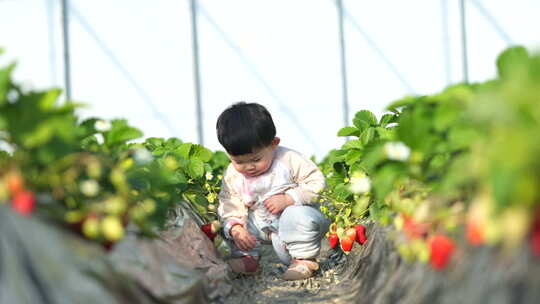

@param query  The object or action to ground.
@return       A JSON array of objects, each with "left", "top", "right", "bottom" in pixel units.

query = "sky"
[{"left": 1, "top": 0, "right": 539, "bottom": 160}]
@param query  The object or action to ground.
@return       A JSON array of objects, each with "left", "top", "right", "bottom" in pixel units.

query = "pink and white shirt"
[{"left": 218, "top": 146, "right": 325, "bottom": 239}]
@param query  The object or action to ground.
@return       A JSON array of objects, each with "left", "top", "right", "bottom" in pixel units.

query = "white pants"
[{"left": 230, "top": 205, "right": 330, "bottom": 265}]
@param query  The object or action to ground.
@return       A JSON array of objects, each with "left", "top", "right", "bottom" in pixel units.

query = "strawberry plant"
[
  {"left": 319, "top": 46, "right": 540, "bottom": 268},
  {"left": 3, "top": 43, "right": 540, "bottom": 270},
  {"left": 141, "top": 137, "right": 229, "bottom": 224},
  {"left": 318, "top": 110, "right": 398, "bottom": 238},
  {"left": 0, "top": 49, "right": 229, "bottom": 249}
]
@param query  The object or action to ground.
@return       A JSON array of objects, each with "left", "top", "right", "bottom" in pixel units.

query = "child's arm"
[
  {"left": 217, "top": 165, "right": 250, "bottom": 239},
  {"left": 283, "top": 150, "right": 326, "bottom": 205}
]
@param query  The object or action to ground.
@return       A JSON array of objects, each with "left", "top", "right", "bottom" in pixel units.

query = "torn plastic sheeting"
[
  {"left": 0, "top": 205, "right": 169, "bottom": 304},
  {"left": 327, "top": 222, "right": 540, "bottom": 304},
  {"left": 109, "top": 212, "right": 231, "bottom": 302}
]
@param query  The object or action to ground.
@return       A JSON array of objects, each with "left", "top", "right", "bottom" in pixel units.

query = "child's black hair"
[{"left": 216, "top": 102, "right": 276, "bottom": 156}]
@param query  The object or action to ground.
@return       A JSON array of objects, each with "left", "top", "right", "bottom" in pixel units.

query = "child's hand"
[
  {"left": 231, "top": 225, "right": 257, "bottom": 251},
  {"left": 264, "top": 194, "right": 294, "bottom": 215}
]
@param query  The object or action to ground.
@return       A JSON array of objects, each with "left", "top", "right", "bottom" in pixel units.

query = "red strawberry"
[
  {"left": 7, "top": 173, "right": 24, "bottom": 196},
  {"left": 466, "top": 219, "right": 484, "bottom": 246},
  {"left": 201, "top": 223, "right": 217, "bottom": 241},
  {"left": 340, "top": 237, "right": 353, "bottom": 252},
  {"left": 345, "top": 227, "right": 357, "bottom": 242},
  {"left": 328, "top": 233, "right": 339, "bottom": 249},
  {"left": 428, "top": 234, "right": 455, "bottom": 270},
  {"left": 403, "top": 215, "right": 430, "bottom": 240},
  {"left": 355, "top": 224, "right": 367, "bottom": 245},
  {"left": 530, "top": 210, "right": 540, "bottom": 257},
  {"left": 12, "top": 190, "right": 35, "bottom": 216},
  {"left": 531, "top": 232, "right": 540, "bottom": 257}
]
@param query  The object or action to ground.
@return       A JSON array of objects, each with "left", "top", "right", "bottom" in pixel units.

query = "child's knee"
[{"left": 280, "top": 205, "right": 328, "bottom": 234}]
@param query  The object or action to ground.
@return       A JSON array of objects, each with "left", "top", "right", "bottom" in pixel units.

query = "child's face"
[{"left": 229, "top": 137, "right": 280, "bottom": 178}]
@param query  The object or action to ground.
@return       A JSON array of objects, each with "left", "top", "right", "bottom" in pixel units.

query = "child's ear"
[{"left": 272, "top": 137, "right": 281, "bottom": 147}]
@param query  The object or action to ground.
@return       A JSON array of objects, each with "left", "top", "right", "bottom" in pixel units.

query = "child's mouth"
[{"left": 245, "top": 171, "right": 258, "bottom": 177}]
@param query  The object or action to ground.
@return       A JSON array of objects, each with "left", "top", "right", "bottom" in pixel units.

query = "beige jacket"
[{"left": 217, "top": 146, "right": 325, "bottom": 232}]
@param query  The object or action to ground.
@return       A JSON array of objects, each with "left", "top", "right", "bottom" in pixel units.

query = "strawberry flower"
[
  {"left": 80, "top": 180, "right": 100, "bottom": 197},
  {"left": 349, "top": 171, "right": 371, "bottom": 194},
  {"left": 134, "top": 148, "right": 153, "bottom": 165},
  {"left": 384, "top": 142, "right": 411, "bottom": 161},
  {"left": 94, "top": 120, "right": 112, "bottom": 132},
  {"left": 207, "top": 192, "right": 217, "bottom": 203}
]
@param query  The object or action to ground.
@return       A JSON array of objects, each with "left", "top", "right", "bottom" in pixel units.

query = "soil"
[
  {"left": 218, "top": 221, "right": 540, "bottom": 304},
  {"left": 221, "top": 239, "right": 355, "bottom": 304}
]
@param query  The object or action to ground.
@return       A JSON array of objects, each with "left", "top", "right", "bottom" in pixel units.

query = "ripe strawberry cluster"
[
  {"left": 0, "top": 171, "right": 35, "bottom": 216},
  {"left": 397, "top": 213, "right": 456, "bottom": 271},
  {"left": 327, "top": 223, "right": 367, "bottom": 253},
  {"left": 466, "top": 207, "right": 540, "bottom": 259}
]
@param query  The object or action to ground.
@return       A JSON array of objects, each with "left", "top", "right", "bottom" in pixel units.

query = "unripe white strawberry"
[
  {"left": 101, "top": 216, "right": 124, "bottom": 241},
  {"left": 82, "top": 216, "right": 100, "bottom": 239}
]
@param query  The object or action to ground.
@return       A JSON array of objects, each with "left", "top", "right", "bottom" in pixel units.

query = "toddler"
[{"left": 216, "top": 102, "right": 329, "bottom": 280}]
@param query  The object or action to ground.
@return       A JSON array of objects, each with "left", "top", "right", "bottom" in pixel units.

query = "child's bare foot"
[
  {"left": 282, "top": 259, "right": 319, "bottom": 280},
  {"left": 228, "top": 256, "right": 260, "bottom": 275}
]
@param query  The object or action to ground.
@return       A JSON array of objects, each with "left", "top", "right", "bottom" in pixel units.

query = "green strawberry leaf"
[
  {"left": 210, "top": 151, "right": 230, "bottom": 169},
  {"left": 187, "top": 159, "right": 205, "bottom": 179},
  {"left": 164, "top": 137, "right": 183, "bottom": 149},
  {"left": 337, "top": 126, "right": 360, "bottom": 137},
  {"left": 386, "top": 95, "right": 417, "bottom": 113},
  {"left": 190, "top": 144, "right": 213, "bottom": 162},
  {"left": 144, "top": 137, "right": 165, "bottom": 150},
  {"left": 105, "top": 119, "right": 143, "bottom": 147},
  {"left": 38, "top": 88, "right": 62, "bottom": 110},
  {"left": 496, "top": 46, "right": 529, "bottom": 79},
  {"left": 334, "top": 183, "right": 353, "bottom": 201},
  {"left": 353, "top": 110, "right": 377, "bottom": 132},
  {"left": 342, "top": 139, "right": 363, "bottom": 150},
  {"left": 0, "top": 63, "right": 15, "bottom": 107},
  {"left": 359, "top": 127, "right": 375, "bottom": 145},
  {"left": 345, "top": 149, "right": 362, "bottom": 166},
  {"left": 375, "top": 127, "right": 395, "bottom": 140},
  {"left": 177, "top": 143, "right": 193, "bottom": 159},
  {"left": 372, "top": 162, "right": 406, "bottom": 200},
  {"left": 379, "top": 113, "right": 396, "bottom": 127}
]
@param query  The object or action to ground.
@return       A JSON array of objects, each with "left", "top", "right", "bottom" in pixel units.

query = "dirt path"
[
  {"left": 221, "top": 242, "right": 354, "bottom": 304},
  {"left": 219, "top": 222, "right": 540, "bottom": 304}
]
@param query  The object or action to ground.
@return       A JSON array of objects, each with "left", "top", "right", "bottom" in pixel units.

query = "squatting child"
[{"left": 216, "top": 102, "right": 329, "bottom": 280}]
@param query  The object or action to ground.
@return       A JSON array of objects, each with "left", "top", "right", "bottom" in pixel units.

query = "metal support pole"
[
  {"left": 61, "top": 0, "right": 72, "bottom": 100},
  {"left": 459, "top": 0, "right": 469, "bottom": 84},
  {"left": 441, "top": 0, "right": 451, "bottom": 86},
  {"left": 336, "top": 0, "right": 350, "bottom": 127},
  {"left": 46, "top": 0, "right": 57, "bottom": 86},
  {"left": 190, "top": 0, "right": 204, "bottom": 145}
]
